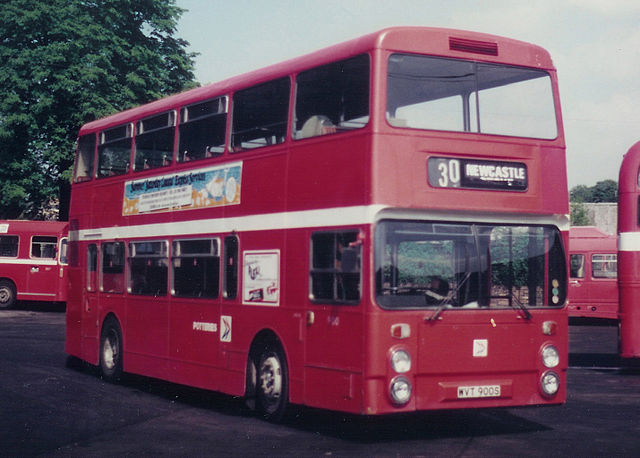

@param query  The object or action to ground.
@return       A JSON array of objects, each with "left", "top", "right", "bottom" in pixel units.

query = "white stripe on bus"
[{"left": 70, "top": 205, "right": 569, "bottom": 242}]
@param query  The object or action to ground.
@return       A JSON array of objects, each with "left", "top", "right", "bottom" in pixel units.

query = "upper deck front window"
[{"left": 386, "top": 54, "right": 558, "bottom": 139}]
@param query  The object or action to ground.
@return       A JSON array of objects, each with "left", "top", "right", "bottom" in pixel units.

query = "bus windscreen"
[{"left": 386, "top": 54, "right": 558, "bottom": 139}]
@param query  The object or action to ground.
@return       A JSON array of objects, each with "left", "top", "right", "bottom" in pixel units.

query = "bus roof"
[
  {"left": 0, "top": 220, "right": 68, "bottom": 235},
  {"left": 78, "top": 26, "right": 555, "bottom": 135},
  {"left": 570, "top": 226, "right": 616, "bottom": 251}
]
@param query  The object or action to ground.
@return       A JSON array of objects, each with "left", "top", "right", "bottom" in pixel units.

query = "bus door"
[
  {"left": 82, "top": 244, "right": 100, "bottom": 345},
  {"left": 304, "top": 230, "right": 364, "bottom": 411},
  {"left": 569, "top": 251, "right": 590, "bottom": 307},
  {"left": 26, "top": 235, "right": 60, "bottom": 299}
]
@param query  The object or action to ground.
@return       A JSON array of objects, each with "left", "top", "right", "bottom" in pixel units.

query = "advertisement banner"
[{"left": 122, "top": 162, "right": 242, "bottom": 215}]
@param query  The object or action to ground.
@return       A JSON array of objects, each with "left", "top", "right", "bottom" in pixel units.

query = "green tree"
[
  {"left": 591, "top": 179, "right": 618, "bottom": 203},
  {"left": 569, "top": 180, "right": 618, "bottom": 204},
  {"left": 570, "top": 202, "right": 592, "bottom": 226},
  {"left": 570, "top": 184, "right": 592, "bottom": 203},
  {"left": 0, "top": 0, "right": 197, "bottom": 220}
]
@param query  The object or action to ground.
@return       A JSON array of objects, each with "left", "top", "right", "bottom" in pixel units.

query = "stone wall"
[{"left": 582, "top": 203, "right": 617, "bottom": 235}]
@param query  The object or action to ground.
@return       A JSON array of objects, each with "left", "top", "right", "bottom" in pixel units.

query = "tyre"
[
  {"left": 99, "top": 317, "right": 123, "bottom": 382},
  {"left": 256, "top": 344, "right": 289, "bottom": 421},
  {"left": 0, "top": 280, "right": 16, "bottom": 310}
]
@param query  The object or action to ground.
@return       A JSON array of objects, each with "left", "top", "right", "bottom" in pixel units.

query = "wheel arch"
[
  {"left": 245, "top": 328, "right": 289, "bottom": 398},
  {"left": 0, "top": 277, "right": 18, "bottom": 309}
]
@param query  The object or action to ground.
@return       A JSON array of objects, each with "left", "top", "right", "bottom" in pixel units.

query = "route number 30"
[{"left": 435, "top": 159, "right": 461, "bottom": 187}]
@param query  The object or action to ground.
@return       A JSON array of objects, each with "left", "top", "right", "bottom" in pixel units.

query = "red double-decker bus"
[
  {"left": 568, "top": 226, "right": 617, "bottom": 320},
  {"left": 618, "top": 141, "right": 640, "bottom": 357},
  {"left": 66, "top": 27, "right": 568, "bottom": 419},
  {"left": 0, "top": 220, "right": 68, "bottom": 309}
]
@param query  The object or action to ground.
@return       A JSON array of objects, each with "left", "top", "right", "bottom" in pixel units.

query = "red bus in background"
[
  {"left": 568, "top": 226, "right": 618, "bottom": 320},
  {"left": 0, "top": 220, "right": 68, "bottom": 309},
  {"left": 618, "top": 141, "right": 640, "bottom": 357},
  {"left": 66, "top": 27, "right": 568, "bottom": 419}
]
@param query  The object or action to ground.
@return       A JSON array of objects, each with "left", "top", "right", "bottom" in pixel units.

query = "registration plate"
[{"left": 457, "top": 385, "right": 501, "bottom": 399}]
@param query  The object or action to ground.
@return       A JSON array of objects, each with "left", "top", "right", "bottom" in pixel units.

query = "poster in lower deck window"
[{"left": 243, "top": 250, "right": 280, "bottom": 306}]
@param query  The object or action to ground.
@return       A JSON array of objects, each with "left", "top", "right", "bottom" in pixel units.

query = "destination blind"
[{"left": 428, "top": 157, "right": 528, "bottom": 191}]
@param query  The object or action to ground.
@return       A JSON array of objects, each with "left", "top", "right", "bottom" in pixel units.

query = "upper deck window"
[
  {"left": 386, "top": 54, "right": 557, "bottom": 139},
  {"left": 98, "top": 124, "right": 132, "bottom": 178},
  {"left": 178, "top": 97, "right": 227, "bottom": 162},
  {"left": 74, "top": 134, "right": 96, "bottom": 182},
  {"left": 294, "top": 54, "right": 370, "bottom": 139},
  {"left": 231, "top": 78, "right": 290, "bottom": 151},
  {"left": 134, "top": 111, "right": 176, "bottom": 171}
]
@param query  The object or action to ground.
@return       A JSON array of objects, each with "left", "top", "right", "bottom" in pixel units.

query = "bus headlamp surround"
[
  {"left": 389, "top": 376, "right": 412, "bottom": 405},
  {"left": 540, "top": 371, "right": 560, "bottom": 397},
  {"left": 390, "top": 349, "right": 411, "bottom": 373},
  {"left": 541, "top": 344, "right": 560, "bottom": 368}
]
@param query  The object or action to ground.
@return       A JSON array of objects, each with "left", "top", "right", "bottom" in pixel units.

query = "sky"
[{"left": 176, "top": 0, "right": 640, "bottom": 189}]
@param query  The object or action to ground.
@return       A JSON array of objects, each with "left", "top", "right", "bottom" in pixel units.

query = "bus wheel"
[
  {"left": 100, "top": 317, "right": 123, "bottom": 382},
  {"left": 0, "top": 280, "right": 16, "bottom": 309},
  {"left": 256, "top": 345, "right": 288, "bottom": 421}
]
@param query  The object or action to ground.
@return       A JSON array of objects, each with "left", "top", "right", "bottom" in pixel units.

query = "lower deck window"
[
  {"left": 102, "top": 242, "right": 125, "bottom": 293},
  {"left": 310, "top": 231, "right": 361, "bottom": 303},
  {"left": 570, "top": 254, "right": 585, "bottom": 278},
  {"left": 592, "top": 254, "right": 617, "bottom": 278},
  {"left": 172, "top": 239, "right": 220, "bottom": 298},
  {"left": 31, "top": 236, "right": 57, "bottom": 259},
  {"left": 0, "top": 235, "right": 18, "bottom": 257},
  {"left": 128, "top": 241, "right": 168, "bottom": 296}
]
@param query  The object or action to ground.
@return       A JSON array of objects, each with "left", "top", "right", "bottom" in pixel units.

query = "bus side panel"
[
  {"left": 618, "top": 251, "right": 640, "bottom": 357},
  {"left": 286, "top": 135, "right": 369, "bottom": 212},
  {"left": 65, "top": 264, "right": 84, "bottom": 359},
  {"left": 123, "top": 295, "right": 171, "bottom": 380},
  {"left": 168, "top": 298, "right": 222, "bottom": 392}
]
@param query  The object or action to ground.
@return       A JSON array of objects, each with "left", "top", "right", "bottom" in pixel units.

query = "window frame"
[
  {"left": 309, "top": 230, "right": 362, "bottom": 305},
  {"left": 100, "top": 241, "right": 126, "bottom": 294},
  {"left": 569, "top": 253, "right": 586, "bottom": 279},
  {"left": 30, "top": 236, "right": 58, "bottom": 260},
  {"left": 172, "top": 238, "right": 221, "bottom": 299},
  {"left": 0, "top": 235, "right": 19, "bottom": 258},
  {"left": 223, "top": 235, "right": 239, "bottom": 299},
  {"left": 293, "top": 54, "right": 371, "bottom": 140},
  {"left": 97, "top": 123, "right": 133, "bottom": 178},
  {"left": 74, "top": 133, "right": 97, "bottom": 182},
  {"left": 591, "top": 253, "right": 617, "bottom": 279},
  {"left": 178, "top": 97, "right": 228, "bottom": 162},
  {"left": 127, "top": 240, "right": 169, "bottom": 296},
  {"left": 231, "top": 77, "right": 291, "bottom": 152},
  {"left": 133, "top": 111, "right": 177, "bottom": 172}
]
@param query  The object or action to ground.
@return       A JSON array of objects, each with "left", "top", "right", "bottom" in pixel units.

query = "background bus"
[
  {"left": 0, "top": 220, "right": 68, "bottom": 309},
  {"left": 618, "top": 141, "right": 640, "bottom": 357},
  {"left": 66, "top": 27, "right": 568, "bottom": 419},
  {"left": 568, "top": 226, "right": 618, "bottom": 321}
]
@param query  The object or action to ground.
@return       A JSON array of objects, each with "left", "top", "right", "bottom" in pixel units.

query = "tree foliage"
[
  {"left": 569, "top": 179, "right": 618, "bottom": 203},
  {"left": 570, "top": 202, "right": 593, "bottom": 226},
  {"left": 0, "top": 0, "right": 197, "bottom": 219}
]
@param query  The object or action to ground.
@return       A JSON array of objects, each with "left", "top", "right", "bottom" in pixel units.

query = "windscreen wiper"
[
  {"left": 509, "top": 293, "right": 532, "bottom": 320},
  {"left": 425, "top": 272, "right": 472, "bottom": 322}
]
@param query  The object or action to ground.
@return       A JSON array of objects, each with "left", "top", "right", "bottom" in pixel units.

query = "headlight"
[
  {"left": 540, "top": 371, "right": 560, "bottom": 397},
  {"left": 391, "top": 349, "right": 411, "bottom": 373},
  {"left": 541, "top": 345, "right": 560, "bottom": 368},
  {"left": 389, "top": 376, "right": 412, "bottom": 405}
]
